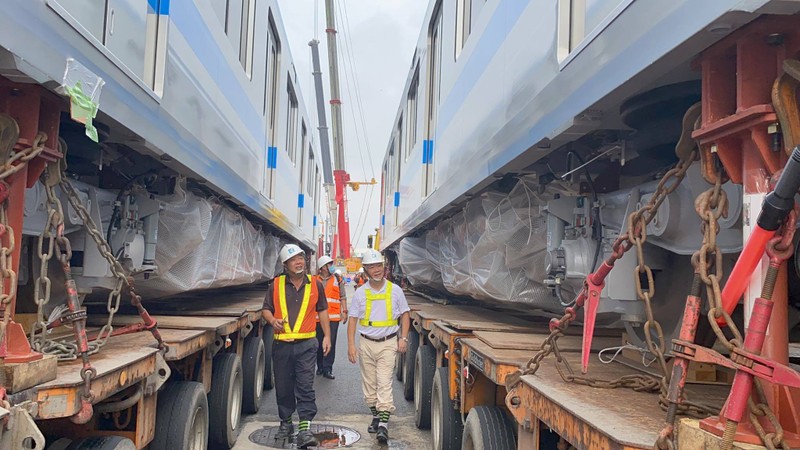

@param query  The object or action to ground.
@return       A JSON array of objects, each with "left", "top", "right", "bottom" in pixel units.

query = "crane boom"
[{"left": 323, "top": 0, "right": 351, "bottom": 259}]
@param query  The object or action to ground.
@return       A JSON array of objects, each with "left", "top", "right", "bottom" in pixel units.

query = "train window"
[
  {"left": 265, "top": 14, "right": 281, "bottom": 135},
  {"left": 300, "top": 121, "right": 308, "bottom": 168},
  {"left": 406, "top": 66, "right": 419, "bottom": 161},
  {"left": 224, "top": 0, "right": 244, "bottom": 58},
  {"left": 455, "top": 0, "right": 472, "bottom": 59},
  {"left": 557, "top": 0, "right": 586, "bottom": 62},
  {"left": 240, "top": 0, "right": 255, "bottom": 76},
  {"left": 211, "top": 0, "right": 227, "bottom": 27},
  {"left": 396, "top": 115, "right": 403, "bottom": 174},
  {"left": 307, "top": 148, "right": 315, "bottom": 194},
  {"left": 286, "top": 81, "right": 299, "bottom": 164}
]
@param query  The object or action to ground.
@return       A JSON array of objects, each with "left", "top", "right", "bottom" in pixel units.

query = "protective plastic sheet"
[
  {"left": 399, "top": 175, "right": 564, "bottom": 312},
  {"left": 136, "top": 188, "right": 283, "bottom": 298}
]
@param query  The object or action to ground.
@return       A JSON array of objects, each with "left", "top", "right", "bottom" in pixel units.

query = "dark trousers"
[
  {"left": 316, "top": 321, "right": 339, "bottom": 372},
  {"left": 272, "top": 338, "right": 318, "bottom": 421}
]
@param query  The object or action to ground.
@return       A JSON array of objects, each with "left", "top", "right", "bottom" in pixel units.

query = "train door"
[
  {"left": 263, "top": 16, "right": 281, "bottom": 198},
  {"left": 423, "top": 2, "right": 443, "bottom": 197}
]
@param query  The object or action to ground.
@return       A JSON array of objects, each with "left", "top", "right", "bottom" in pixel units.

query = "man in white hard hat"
[
  {"left": 354, "top": 267, "right": 367, "bottom": 288},
  {"left": 314, "top": 255, "right": 347, "bottom": 379},
  {"left": 347, "top": 249, "right": 410, "bottom": 444},
  {"left": 262, "top": 244, "right": 331, "bottom": 449}
]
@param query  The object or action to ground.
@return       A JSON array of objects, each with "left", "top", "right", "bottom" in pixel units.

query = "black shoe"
[
  {"left": 368, "top": 418, "right": 380, "bottom": 433},
  {"left": 322, "top": 370, "right": 335, "bottom": 380},
  {"left": 296, "top": 430, "right": 318, "bottom": 449},
  {"left": 316, "top": 368, "right": 323, "bottom": 375},
  {"left": 376, "top": 426, "right": 389, "bottom": 444},
  {"left": 274, "top": 421, "right": 293, "bottom": 439}
]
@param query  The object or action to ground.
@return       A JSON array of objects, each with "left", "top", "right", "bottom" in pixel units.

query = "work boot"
[
  {"left": 376, "top": 426, "right": 389, "bottom": 444},
  {"left": 367, "top": 417, "right": 380, "bottom": 433},
  {"left": 316, "top": 368, "right": 323, "bottom": 376},
  {"left": 322, "top": 370, "right": 335, "bottom": 380},
  {"left": 274, "top": 421, "right": 293, "bottom": 440},
  {"left": 295, "top": 430, "right": 318, "bottom": 449}
]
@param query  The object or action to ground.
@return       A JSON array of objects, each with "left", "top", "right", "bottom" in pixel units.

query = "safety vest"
[
  {"left": 356, "top": 274, "right": 366, "bottom": 287},
  {"left": 359, "top": 282, "right": 398, "bottom": 327},
  {"left": 315, "top": 274, "right": 342, "bottom": 321},
  {"left": 273, "top": 275, "right": 318, "bottom": 341}
]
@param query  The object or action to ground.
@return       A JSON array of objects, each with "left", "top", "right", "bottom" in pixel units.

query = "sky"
[{"left": 276, "top": 0, "right": 428, "bottom": 251}]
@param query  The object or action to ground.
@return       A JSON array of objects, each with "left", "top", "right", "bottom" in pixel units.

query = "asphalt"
[{"left": 234, "top": 284, "right": 431, "bottom": 450}]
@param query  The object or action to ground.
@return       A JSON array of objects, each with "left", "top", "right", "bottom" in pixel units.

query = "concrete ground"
[{"left": 234, "top": 284, "right": 430, "bottom": 449}]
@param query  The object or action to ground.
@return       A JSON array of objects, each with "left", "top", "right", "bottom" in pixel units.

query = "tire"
[
  {"left": 395, "top": 351, "right": 404, "bottom": 382},
  {"left": 67, "top": 436, "right": 136, "bottom": 450},
  {"left": 262, "top": 327, "right": 274, "bottom": 391},
  {"left": 242, "top": 335, "right": 265, "bottom": 414},
  {"left": 462, "top": 406, "right": 517, "bottom": 450},
  {"left": 151, "top": 381, "right": 209, "bottom": 450},
  {"left": 46, "top": 438, "right": 72, "bottom": 450},
  {"left": 432, "top": 367, "right": 463, "bottom": 450},
  {"left": 414, "top": 344, "right": 435, "bottom": 429},
  {"left": 208, "top": 353, "right": 243, "bottom": 449},
  {"left": 402, "top": 330, "right": 419, "bottom": 400}
]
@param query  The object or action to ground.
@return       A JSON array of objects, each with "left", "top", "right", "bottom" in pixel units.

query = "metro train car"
[
  {"left": 0, "top": 0, "right": 324, "bottom": 300},
  {"left": 379, "top": 0, "right": 800, "bottom": 344}
]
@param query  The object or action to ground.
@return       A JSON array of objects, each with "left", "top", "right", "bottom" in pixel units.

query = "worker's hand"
[
  {"left": 271, "top": 318, "right": 285, "bottom": 333},
  {"left": 340, "top": 310, "right": 348, "bottom": 325},
  {"left": 322, "top": 336, "right": 331, "bottom": 356},
  {"left": 398, "top": 337, "right": 408, "bottom": 354},
  {"left": 348, "top": 344, "right": 358, "bottom": 364}
]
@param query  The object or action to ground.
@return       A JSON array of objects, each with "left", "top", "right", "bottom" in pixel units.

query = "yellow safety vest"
[
  {"left": 274, "top": 275, "right": 317, "bottom": 341},
  {"left": 359, "top": 282, "right": 398, "bottom": 327}
]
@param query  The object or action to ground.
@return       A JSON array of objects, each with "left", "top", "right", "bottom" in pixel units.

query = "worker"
[
  {"left": 262, "top": 244, "right": 331, "bottom": 449},
  {"left": 347, "top": 249, "right": 410, "bottom": 444},
  {"left": 354, "top": 267, "right": 367, "bottom": 288},
  {"left": 315, "top": 255, "right": 347, "bottom": 379}
]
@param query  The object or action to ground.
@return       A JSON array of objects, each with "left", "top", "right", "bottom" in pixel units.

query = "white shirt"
[{"left": 349, "top": 280, "right": 410, "bottom": 339}]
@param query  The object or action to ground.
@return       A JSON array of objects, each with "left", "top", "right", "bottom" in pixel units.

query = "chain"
[{"left": 0, "top": 133, "right": 45, "bottom": 348}]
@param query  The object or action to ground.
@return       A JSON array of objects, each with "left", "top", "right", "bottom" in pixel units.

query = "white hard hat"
[
  {"left": 317, "top": 255, "right": 334, "bottom": 269},
  {"left": 334, "top": 269, "right": 342, "bottom": 276},
  {"left": 279, "top": 244, "right": 305, "bottom": 263},
  {"left": 357, "top": 268, "right": 364, "bottom": 273},
  {"left": 362, "top": 249, "right": 384, "bottom": 265}
]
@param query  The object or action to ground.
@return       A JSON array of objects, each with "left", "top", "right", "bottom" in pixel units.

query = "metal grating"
[{"left": 249, "top": 424, "right": 361, "bottom": 448}]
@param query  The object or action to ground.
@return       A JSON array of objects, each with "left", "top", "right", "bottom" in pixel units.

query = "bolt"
[{"left": 510, "top": 396, "right": 521, "bottom": 407}]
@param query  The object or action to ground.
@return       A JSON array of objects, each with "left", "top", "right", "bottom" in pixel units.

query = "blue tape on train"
[
  {"left": 394, "top": 192, "right": 400, "bottom": 207},
  {"left": 298, "top": 194, "right": 305, "bottom": 208}
]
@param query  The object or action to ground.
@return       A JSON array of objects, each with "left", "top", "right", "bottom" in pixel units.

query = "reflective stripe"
[
  {"left": 275, "top": 275, "right": 316, "bottom": 341},
  {"left": 360, "top": 282, "right": 397, "bottom": 327}
]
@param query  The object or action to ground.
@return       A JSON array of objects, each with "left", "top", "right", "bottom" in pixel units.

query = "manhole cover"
[{"left": 249, "top": 424, "right": 361, "bottom": 448}]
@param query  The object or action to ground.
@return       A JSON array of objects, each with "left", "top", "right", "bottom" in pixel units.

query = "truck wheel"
[
  {"left": 395, "top": 351, "right": 404, "bottom": 381},
  {"left": 151, "top": 381, "right": 208, "bottom": 450},
  {"left": 46, "top": 438, "right": 72, "bottom": 450},
  {"left": 66, "top": 436, "right": 136, "bottom": 449},
  {"left": 432, "top": 367, "right": 463, "bottom": 450},
  {"left": 414, "top": 344, "right": 435, "bottom": 429},
  {"left": 242, "top": 335, "right": 265, "bottom": 414},
  {"left": 462, "top": 406, "right": 516, "bottom": 450},
  {"left": 208, "top": 353, "right": 243, "bottom": 449},
  {"left": 262, "top": 327, "right": 274, "bottom": 390},
  {"left": 402, "top": 330, "right": 419, "bottom": 400}
]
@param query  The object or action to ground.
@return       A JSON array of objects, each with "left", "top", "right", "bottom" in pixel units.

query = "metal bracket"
[
  {"left": 240, "top": 321, "right": 253, "bottom": 339},
  {"left": 0, "top": 404, "right": 45, "bottom": 450},
  {"left": 144, "top": 352, "right": 170, "bottom": 396},
  {"left": 206, "top": 335, "right": 224, "bottom": 359}
]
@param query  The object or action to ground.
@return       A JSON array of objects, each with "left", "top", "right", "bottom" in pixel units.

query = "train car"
[
  {"left": 0, "top": 0, "right": 325, "bottom": 299},
  {"left": 379, "top": 0, "right": 800, "bottom": 344}
]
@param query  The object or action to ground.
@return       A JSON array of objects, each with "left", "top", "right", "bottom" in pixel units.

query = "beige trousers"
[{"left": 358, "top": 337, "right": 397, "bottom": 412}]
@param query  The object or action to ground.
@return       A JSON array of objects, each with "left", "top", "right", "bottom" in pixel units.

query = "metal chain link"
[{"left": 0, "top": 133, "right": 45, "bottom": 348}]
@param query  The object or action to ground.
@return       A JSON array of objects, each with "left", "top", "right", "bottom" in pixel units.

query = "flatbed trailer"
[
  {"left": 5, "top": 288, "right": 272, "bottom": 450},
  {"left": 400, "top": 292, "right": 744, "bottom": 450}
]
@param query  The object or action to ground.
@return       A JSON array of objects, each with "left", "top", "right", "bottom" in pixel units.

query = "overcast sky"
[{"left": 276, "top": 0, "right": 427, "bottom": 251}]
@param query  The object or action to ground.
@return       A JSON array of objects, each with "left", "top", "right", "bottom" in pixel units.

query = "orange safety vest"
[
  {"left": 356, "top": 274, "right": 366, "bottom": 287},
  {"left": 315, "top": 274, "right": 343, "bottom": 321},
  {"left": 273, "top": 275, "right": 319, "bottom": 341}
]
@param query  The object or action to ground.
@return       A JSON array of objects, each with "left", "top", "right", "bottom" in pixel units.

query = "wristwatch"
[{"left": 400, "top": 336, "right": 409, "bottom": 342}]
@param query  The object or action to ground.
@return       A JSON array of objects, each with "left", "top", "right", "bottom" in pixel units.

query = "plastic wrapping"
[
  {"left": 136, "top": 188, "right": 283, "bottom": 298},
  {"left": 399, "top": 175, "right": 563, "bottom": 312},
  {"left": 59, "top": 58, "right": 105, "bottom": 142}
]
